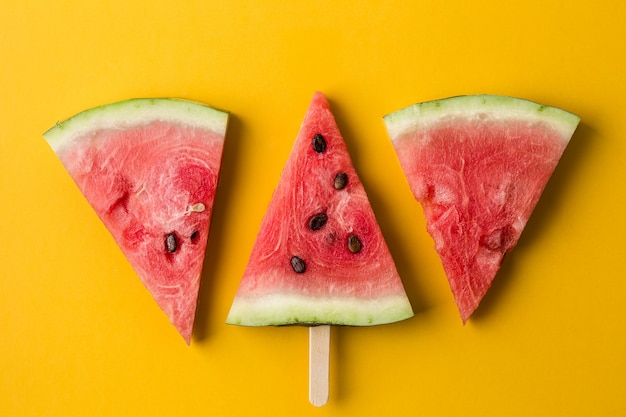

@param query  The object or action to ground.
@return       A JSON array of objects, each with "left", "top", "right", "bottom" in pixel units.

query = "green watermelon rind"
[
  {"left": 43, "top": 98, "right": 229, "bottom": 152},
  {"left": 383, "top": 94, "right": 580, "bottom": 142},
  {"left": 226, "top": 293, "right": 414, "bottom": 326}
]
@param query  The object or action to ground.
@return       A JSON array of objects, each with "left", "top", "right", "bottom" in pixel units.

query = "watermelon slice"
[
  {"left": 226, "top": 92, "right": 413, "bottom": 326},
  {"left": 44, "top": 98, "right": 229, "bottom": 344},
  {"left": 384, "top": 94, "right": 580, "bottom": 323}
]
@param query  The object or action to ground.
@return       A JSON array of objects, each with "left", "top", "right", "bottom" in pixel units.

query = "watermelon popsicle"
[{"left": 226, "top": 92, "right": 413, "bottom": 406}]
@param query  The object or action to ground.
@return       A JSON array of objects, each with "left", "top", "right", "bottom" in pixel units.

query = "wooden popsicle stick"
[{"left": 309, "top": 325, "right": 330, "bottom": 407}]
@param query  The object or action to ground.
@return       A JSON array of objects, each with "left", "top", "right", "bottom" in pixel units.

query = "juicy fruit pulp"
[
  {"left": 44, "top": 98, "right": 229, "bottom": 343},
  {"left": 226, "top": 92, "right": 413, "bottom": 326},
  {"left": 384, "top": 95, "right": 580, "bottom": 323}
]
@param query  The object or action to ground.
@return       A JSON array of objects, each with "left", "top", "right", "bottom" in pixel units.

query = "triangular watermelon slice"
[
  {"left": 384, "top": 94, "right": 580, "bottom": 323},
  {"left": 226, "top": 92, "right": 413, "bottom": 326},
  {"left": 44, "top": 98, "right": 229, "bottom": 343}
]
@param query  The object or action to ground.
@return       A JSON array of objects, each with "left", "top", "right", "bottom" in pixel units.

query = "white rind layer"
[
  {"left": 226, "top": 293, "right": 414, "bottom": 326},
  {"left": 383, "top": 94, "right": 580, "bottom": 142},
  {"left": 43, "top": 98, "right": 229, "bottom": 153}
]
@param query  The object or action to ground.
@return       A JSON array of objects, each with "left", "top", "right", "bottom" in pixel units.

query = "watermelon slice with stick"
[
  {"left": 226, "top": 92, "right": 413, "bottom": 406},
  {"left": 44, "top": 98, "right": 229, "bottom": 344},
  {"left": 384, "top": 94, "right": 580, "bottom": 323}
]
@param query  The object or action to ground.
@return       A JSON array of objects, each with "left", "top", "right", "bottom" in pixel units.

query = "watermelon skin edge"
[
  {"left": 383, "top": 94, "right": 580, "bottom": 145},
  {"left": 226, "top": 293, "right": 414, "bottom": 326},
  {"left": 44, "top": 97, "right": 229, "bottom": 154}
]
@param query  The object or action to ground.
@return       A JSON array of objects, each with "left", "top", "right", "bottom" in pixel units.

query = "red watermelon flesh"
[
  {"left": 384, "top": 95, "right": 580, "bottom": 322},
  {"left": 44, "top": 98, "right": 229, "bottom": 343},
  {"left": 226, "top": 92, "right": 413, "bottom": 326}
]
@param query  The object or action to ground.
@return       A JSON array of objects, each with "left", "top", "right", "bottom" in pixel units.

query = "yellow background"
[{"left": 1, "top": 1, "right": 624, "bottom": 416}]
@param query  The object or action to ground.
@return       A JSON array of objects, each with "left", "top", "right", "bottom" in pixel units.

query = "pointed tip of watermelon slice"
[
  {"left": 309, "top": 91, "right": 330, "bottom": 109},
  {"left": 460, "top": 312, "right": 471, "bottom": 326},
  {"left": 174, "top": 313, "right": 194, "bottom": 345},
  {"left": 455, "top": 294, "right": 480, "bottom": 325}
]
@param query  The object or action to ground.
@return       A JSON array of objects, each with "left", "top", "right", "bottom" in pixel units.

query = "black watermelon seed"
[
  {"left": 334, "top": 172, "right": 348, "bottom": 190},
  {"left": 308, "top": 213, "right": 328, "bottom": 231},
  {"left": 290, "top": 256, "right": 306, "bottom": 273},
  {"left": 312, "top": 134, "right": 327, "bottom": 153},
  {"left": 190, "top": 230, "right": 199, "bottom": 241},
  {"left": 347, "top": 234, "right": 362, "bottom": 254},
  {"left": 165, "top": 233, "right": 178, "bottom": 253}
]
